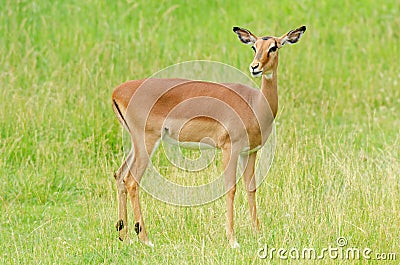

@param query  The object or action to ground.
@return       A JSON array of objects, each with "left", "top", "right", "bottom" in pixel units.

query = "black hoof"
[
  {"left": 134, "top": 222, "right": 142, "bottom": 235},
  {"left": 116, "top": 219, "right": 124, "bottom": 232}
]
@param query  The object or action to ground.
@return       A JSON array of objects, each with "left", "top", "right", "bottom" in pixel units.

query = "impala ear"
[
  {"left": 233, "top": 27, "right": 258, "bottom": 45},
  {"left": 279, "top": 25, "right": 306, "bottom": 46}
]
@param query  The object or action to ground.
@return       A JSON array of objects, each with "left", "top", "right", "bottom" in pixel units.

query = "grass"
[{"left": 1, "top": 0, "right": 399, "bottom": 264}]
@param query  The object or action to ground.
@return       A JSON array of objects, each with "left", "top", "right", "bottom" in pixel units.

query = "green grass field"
[{"left": 1, "top": 0, "right": 399, "bottom": 264}]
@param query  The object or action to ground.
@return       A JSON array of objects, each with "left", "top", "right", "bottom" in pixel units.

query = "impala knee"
[
  {"left": 124, "top": 176, "right": 138, "bottom": 193},
  {"left": 114, "top": 165, "right": 126, "bottom": 181},
  {"left": 246, "top": 179, "right": 257, "bottom": 192},
  {"left": 115, "top": 174, "right": 127, "bottom": 193},
  {"left": 227, "top": 185, "right": 236, "bottom": 196},
  {"left": 246, "top": 187, "right": 256, "bottom": 194},
  {"left": 118, "top": 182, "right": 127, "bottom": 194}
]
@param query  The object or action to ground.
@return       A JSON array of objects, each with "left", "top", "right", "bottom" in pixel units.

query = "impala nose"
[{"left": 251, "top": 63, "right": 259, "bottom": 70}]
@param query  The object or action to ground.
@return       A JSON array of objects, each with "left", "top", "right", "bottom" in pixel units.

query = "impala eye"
[
  {"left": 251, "top": 46, "right": 256, "bottom": 52},
  {"left": 269, "top": 46, "right": 278, "bottom": 53}
]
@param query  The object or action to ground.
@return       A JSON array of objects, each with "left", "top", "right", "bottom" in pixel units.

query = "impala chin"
[{"left": 251, "top": 70, "right": 263, "bottom": 78}]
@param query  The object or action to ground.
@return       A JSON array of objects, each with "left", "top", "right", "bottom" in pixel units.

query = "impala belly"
[
  {"left": 240, "top": 145, "right": 262, "bottom": 154},
  {"left": 162, "top": 132, "right": 215, "bottom": 149},
  {"left": 161, "top": 116, "right": 230, "bottom": 149}
]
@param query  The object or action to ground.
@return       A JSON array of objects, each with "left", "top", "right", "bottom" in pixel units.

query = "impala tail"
[{"left": 112, "top": 99, "right": 130, "bottom": 132}]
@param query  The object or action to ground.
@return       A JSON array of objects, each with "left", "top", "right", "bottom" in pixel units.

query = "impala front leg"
[
  {"left": 222, "top": 147, "right": 240, "bottom": 248},
  {"left": 241, "top": 152, "right": 260, "bottom": 232}
]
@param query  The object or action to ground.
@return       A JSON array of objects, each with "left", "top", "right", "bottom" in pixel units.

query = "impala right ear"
[
  {"left": 279, "top": 25, "right": 307, "bottom": 46},
  {"left": 233, "top": 27, "right": 258, "bottom": 45}
]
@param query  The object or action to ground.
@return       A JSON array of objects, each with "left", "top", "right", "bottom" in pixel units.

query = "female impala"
[{"left": 112, "top": 25, "right": 306, "bottom": 248}]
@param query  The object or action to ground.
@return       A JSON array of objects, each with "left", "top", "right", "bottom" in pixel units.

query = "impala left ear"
[
  {"left": 233, "top": 26, "right": 258, "bottom": 45},
  {"left": 279, "top": 25, "right": 306, "bottom": 46}
]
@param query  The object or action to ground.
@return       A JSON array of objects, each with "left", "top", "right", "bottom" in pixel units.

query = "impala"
[{"left": 112, "top": 25, "right": 306, "bottom": 248}]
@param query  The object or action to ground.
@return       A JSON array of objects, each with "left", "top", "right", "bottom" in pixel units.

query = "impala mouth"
[{"left": 251, "top": 70, "right": 263, "bottom": 77}]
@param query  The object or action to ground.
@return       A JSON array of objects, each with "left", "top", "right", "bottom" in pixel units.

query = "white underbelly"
[
  {"left": 240, "top": 145, "right": 262, "bottom": 154},
  {"left": 162, "top": 133, "right": 215, "bottom": 149},
  {"left": 162, "top": 133, "right": 261, "bottom": 154}
]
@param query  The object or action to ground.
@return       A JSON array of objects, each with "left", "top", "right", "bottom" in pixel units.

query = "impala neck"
[{"left": 260, "top": 68, "right": 278, "bottom": 118}]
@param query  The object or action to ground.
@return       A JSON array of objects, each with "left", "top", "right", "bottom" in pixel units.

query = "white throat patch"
[{"left": 264, "top": 73, "right": 273, "bottom": 79}]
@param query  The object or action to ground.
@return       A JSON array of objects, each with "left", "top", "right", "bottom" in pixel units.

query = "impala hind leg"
[
  {"left": 241, "top": 153, "right": 260, "bottom": 232},
  {"left": 124, "top": 135, "right": 159, "bottom": 247},
  {"left": 114, "top": 149, "right": 134, "bottom": 241},
  {"left": 222, "top": 147, "right": 240, "bottom": 248}
]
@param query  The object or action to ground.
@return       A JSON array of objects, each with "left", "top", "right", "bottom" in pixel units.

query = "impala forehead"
[{"left": 254, "top": 38, "right": 277, "bottom": 50}]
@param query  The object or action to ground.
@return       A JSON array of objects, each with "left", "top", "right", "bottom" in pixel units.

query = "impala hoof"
[
  {"left": 146, "top": 240, "right": 154, "bottom": 248},
  {"left": 134, "top": 222, "right": 142, "bottom": 235},
  {"left": 230, "top": 240, "right": 240, "bottom": 249},
  {"left": 116, "top": 220, "right": 129, "bottom": 241},
  {"left": 116, "top": 219, "right": 124, "bottom": 231}
]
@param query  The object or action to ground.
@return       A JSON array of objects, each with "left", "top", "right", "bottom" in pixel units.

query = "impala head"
[{"left": 233, "top": 25, "right": 306, "bottom": 78}]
